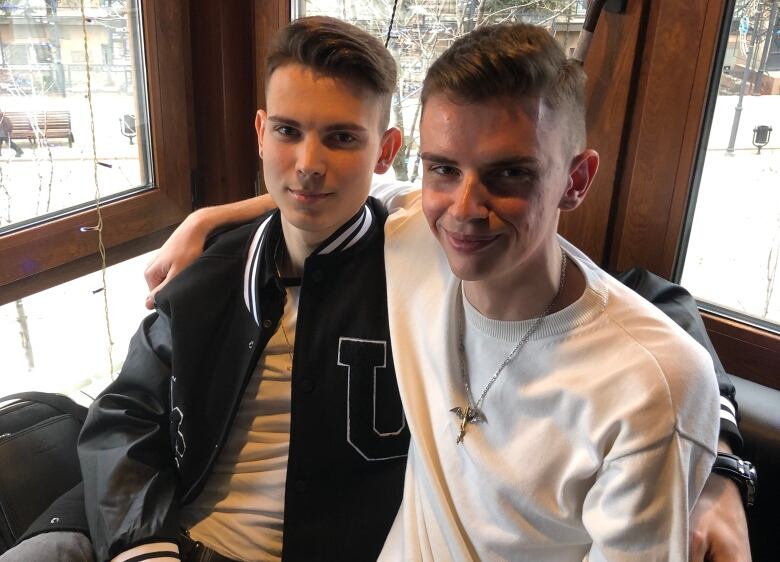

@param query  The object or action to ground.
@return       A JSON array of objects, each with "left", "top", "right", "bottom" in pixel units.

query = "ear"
[
  {"left": 374, "top": 127, "right": 403, "bottom": 174},
  {"left": 255, "top": 110, "right": 267, "bottom": 159},
  {"left": 559, "top": 149, "right": 599, "bottom": 212}
]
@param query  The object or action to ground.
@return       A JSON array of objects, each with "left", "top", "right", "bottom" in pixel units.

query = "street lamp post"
[{"left": 727, "top": 2, "right": 765, "bottom": 154}]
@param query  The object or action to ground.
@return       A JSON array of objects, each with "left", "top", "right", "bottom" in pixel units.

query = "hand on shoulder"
[{"left": 144, "top": 208, "right": 213, "bottom": 309}]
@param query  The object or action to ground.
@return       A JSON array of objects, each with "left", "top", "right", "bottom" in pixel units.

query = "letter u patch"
[{"left": 338, "top": 337, "right": 409, "bottom": 460}]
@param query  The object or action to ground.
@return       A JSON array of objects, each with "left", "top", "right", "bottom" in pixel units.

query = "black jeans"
[
  {"left": 179, "top": 532, "right": 241, "bottom": 562},
  {"left": 0, "top": 135, "right": 22, "bottom": 156}
]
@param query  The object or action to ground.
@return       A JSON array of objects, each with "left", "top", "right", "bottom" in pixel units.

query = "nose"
[
  {"left": 450, "top": 174, "right": 488, "bottom": 221},
  {"left": 296, "top": 134, "right": 326, "bottom": 179}
]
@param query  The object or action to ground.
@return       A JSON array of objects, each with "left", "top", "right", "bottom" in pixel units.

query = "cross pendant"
[{"left": 450, "top": 405, "right": 485, "bottom": 444}]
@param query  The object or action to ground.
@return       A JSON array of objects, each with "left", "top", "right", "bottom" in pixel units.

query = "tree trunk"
[{"left": 15, "top": 300, "right": 35, "bottom": 370}]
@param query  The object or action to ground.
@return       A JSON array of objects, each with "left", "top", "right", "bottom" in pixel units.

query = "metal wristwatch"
[{"left": 712, "top": 452, "right": 757, "bottom": 508}]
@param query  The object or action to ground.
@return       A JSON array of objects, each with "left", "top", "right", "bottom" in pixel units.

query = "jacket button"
[
  {"left": 300, "top": 379, "right": 314, "bottom": 393},
  {"left": 248, "top": 340, "right": 254, "bottom": 349},
  {"left": 50, "top": 517, "right": 60, "bottom": 525},
  {"left": 262, "top": 319, "right": 272, "bottom": 328}
]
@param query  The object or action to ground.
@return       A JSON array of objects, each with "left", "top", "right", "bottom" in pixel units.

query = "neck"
[
  {"left": 278, "top": 220, "right": 324, "bottom": 277},
  {"left": 463, "top": 241, "right": 584, "bottom": 321}
]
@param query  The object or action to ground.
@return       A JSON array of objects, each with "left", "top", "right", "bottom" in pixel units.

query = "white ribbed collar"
[{"left": 462, "top": 245, "right": 608, "bottom": 342}]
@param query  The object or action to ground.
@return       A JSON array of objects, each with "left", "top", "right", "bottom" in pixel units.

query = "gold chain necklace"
[{"left": 451, "top": 249, "right": 567, "bottom": 444}]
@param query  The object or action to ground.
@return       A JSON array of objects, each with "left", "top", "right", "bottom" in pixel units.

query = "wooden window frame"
[
  {"left": 0, "top": 0, "right": 289, "bottom": 307},
  {"left": 0, "top": 1, "right": 197, "bottom": 306},
  {"left": 607, "top": 0, "right": 780, "bottom": 389}
]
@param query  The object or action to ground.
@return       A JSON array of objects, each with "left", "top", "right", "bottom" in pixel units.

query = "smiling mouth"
[
  {"left": 444, "top": 229, "right": 500, "bottom": 253},
  {"left": 286, "top": 188, "right": 332, "bottom": 203}
]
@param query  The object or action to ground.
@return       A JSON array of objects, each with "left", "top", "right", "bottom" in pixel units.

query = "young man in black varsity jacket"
[{"left": 77, "top": 17, "right": 408, "bottom": 562}]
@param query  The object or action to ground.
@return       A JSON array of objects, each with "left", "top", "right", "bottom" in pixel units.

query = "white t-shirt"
[{"left": 179, "top": 287, "right": 299, "bottom": 562}]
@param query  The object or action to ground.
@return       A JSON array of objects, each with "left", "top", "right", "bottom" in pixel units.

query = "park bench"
[{"left": 2, "top": 111, "right": 74, "bottom": 148}]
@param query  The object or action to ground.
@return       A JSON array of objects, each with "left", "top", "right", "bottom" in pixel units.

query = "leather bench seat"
[{"left": 731, "top": 375, "right": 780, "bottom": 562}]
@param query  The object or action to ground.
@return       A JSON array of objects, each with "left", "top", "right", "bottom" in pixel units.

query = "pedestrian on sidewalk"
[{"left": 0, "top": 110, "right": 24, "bottom": 157}]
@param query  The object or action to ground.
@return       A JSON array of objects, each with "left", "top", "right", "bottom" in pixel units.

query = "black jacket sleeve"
[
  {"left": 615, "top": 267, "right": 742, "bottom": 451},
  {"left": 77, "top": 312, "right": 181, "bottom": 562}
]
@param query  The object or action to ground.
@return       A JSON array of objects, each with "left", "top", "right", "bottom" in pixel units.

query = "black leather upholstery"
[{"left": 731, "top": 375, "right": 780, "bottom": 562}]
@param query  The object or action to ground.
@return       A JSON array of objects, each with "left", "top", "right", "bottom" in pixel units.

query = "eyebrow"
[
  {"left": 420, "top": 153, "right": 540, "bottom": 168},
  {"left": 267, "top": 115, "right": 367, "bottom": 133},
  {"left": 420, "top": 153, "right": 457, "bottom": 164},
  {"left": 485, "top": 156, "right": 540, "bottom": 168}
]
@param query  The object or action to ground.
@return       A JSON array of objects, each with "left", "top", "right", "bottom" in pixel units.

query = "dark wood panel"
[
  {"left": 253, "top": 0, "right": 291, "bottom": 195},
  {"left": 660, "top": 0, "right": 726, "bottom": 277},
  {"left": 254, "top": 0, "right": 291, "bottom": 112},
  {"left": 146, "top": 0, "right": 197, "bottom": 210},
  {"left": 558, "top": 0, "right": 647, "bottom": 266},
  {"left": 190, "top": 0, "right": 258, "bottom": 207},
  {"left": 608, "top": 0, "right": 726, "bottom": 277},
  {"left": 703, "top": 312, "right": 780, "bottom": 391}
]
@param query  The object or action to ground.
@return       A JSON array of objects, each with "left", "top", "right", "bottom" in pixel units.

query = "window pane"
[
  {"left": 679, "top": 0, "right": 780, "bottom": 330},
  {"left": 293, "top": 0, "right": 587, "bottom": 182},
  {"left": 0, "top": 249, "right": 156, "bottom": 401},
  {"left": 0, "top": 0, "right": 152, "bottom": 235}
]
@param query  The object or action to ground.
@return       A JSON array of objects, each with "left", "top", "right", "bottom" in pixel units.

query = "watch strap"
[{"left": 712, "top": 452, "right": 757, "bottom": 508}]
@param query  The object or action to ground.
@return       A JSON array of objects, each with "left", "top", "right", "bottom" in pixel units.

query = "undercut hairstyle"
[
  {"left": 422, "top": 23, "right": 587, "bottom": 153},
  {"left": 266, "top": 16, "right": 397, "bottom": 130}
]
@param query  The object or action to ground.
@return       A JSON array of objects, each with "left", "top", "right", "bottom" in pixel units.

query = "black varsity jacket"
[{"left": 78, "top": 198, "right": 410, "bottom": 562}]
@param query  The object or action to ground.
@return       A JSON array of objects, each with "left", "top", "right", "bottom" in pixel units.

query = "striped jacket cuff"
[
  {"left": 720, "top": 395, "right": 737, "bottom": 427},
  {"left": 111, "top": 542, "right": 180, "bottom": 562},
  {"left": 719, "top": 395, "right": 743, "bottom": 452}
]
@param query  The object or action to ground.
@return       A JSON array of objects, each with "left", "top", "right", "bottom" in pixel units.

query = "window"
[
  {"left": 0, "top": 0, "right": 195, "bottom": 305},
  {"left": 0, "top": 249, "right": 155, "bottom": 398},
  {"left": 1, "top": 0, "right": 260, "bottom": 395},
  {"left": 606, "top": 0, "right": 780, "bottom": 386},
  {"left": 5, "top": 45, "right": 31, "bottom": 66},
  {"left": 678, "top": 0, "right": 780, "bottom": 331},
  {"left": 0, "top": 2, "right": 152, "bottom": 233}
]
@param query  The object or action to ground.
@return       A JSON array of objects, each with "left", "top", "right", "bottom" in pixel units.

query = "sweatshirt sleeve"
[
  {"left": 369, "top": 176, "right": 420, "bottom": 213},
  {"left": 581, "top": 433, "right": 715, "bottom": 561},
  {"left": 613, "top": 267, "right": 742, "bottom": 451},
  {"left": 78, "top": 312, "right": 182, "bottom": 562},
  {"left": 580, "top": 327, "right": 719, "bottom": 562}
]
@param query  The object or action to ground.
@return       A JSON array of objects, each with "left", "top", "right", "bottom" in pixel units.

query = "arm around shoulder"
[{"left": 144, "top": 194, "right": 276, "bottom": 309}]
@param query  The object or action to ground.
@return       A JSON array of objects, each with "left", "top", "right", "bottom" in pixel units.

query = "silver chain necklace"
[{"left": 451, "top": 249, "right": 567, "bottom": 444}]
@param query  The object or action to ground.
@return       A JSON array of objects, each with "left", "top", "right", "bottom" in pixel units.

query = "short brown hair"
[
  {"left": 422, "top": 23, "right": 586, "bottom": 152},
  {"left": 266, "top": 16, "right": 397, "bottom": 130}
]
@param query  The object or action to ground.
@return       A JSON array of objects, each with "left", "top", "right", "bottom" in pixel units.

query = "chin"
[
  {"left": 289, "top": 213, "right": 339, "bottom": 234},
  {"left": 443, "top": 253, "right": 491, "bottom": 282}
]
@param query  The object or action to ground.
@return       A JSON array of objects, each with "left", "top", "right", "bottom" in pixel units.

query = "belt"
[{"left": 178, "top": 531, "right": 242, "bottom": 562}]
